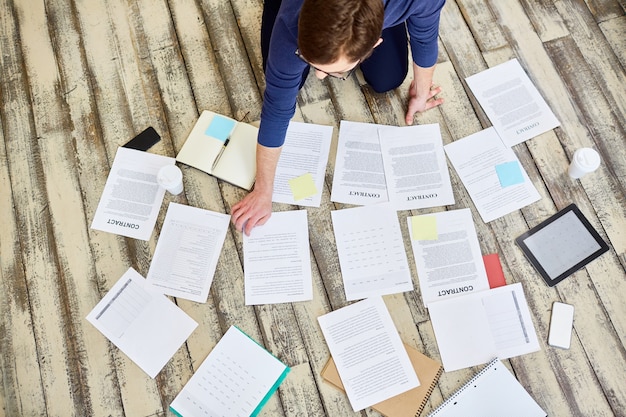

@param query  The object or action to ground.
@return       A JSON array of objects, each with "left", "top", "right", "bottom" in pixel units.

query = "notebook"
[
  {"left": 170, "top": 325, "right": 290, "bottom": 417},
  {"left": 176, "top": 110, "right": 258, "bottom": 190},
  {"left": 321, "top": 343, "right": 443, "bottom": 417},
  {"left": 426, "top": 358, "right": 546, "bottom": 417}
]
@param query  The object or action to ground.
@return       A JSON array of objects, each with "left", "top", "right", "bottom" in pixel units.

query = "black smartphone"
[{"left": 122, "top": 127, "right": 161, "bottom": 151}]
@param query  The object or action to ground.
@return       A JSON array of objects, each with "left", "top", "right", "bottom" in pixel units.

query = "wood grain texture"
[{"left": 0, "top": 0, "right": 624, "bottom": 416}]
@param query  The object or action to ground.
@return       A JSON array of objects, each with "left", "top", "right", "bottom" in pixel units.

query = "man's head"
[{"left": 298, "top": 0, "right": 384, "bottom": 68}]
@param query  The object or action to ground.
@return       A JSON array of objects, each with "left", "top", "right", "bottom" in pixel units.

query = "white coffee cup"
[
  {"left": 568, "top": 148, "right": 601, "bottom": 179},
  {"left": 158, "top": 165, "right": 184, "bottom": 195}
]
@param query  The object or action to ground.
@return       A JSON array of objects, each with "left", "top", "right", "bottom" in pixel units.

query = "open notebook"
[
  {"left": 321, "top": 343, "right": 442, "bottom": 417},
  {"left": 176, "top": 110, "right": 258, "bottom": 190}
]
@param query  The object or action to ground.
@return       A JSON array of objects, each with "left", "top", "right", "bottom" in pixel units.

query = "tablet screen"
[{"left": 515, "top": 204, "right": 609, "bottom": 286}]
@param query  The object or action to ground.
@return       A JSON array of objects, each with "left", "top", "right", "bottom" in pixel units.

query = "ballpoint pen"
[{"left": 212, "top": 137, "right": 230, "bottom": 171}]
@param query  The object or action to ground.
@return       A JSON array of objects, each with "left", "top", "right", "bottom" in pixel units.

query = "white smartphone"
[{"left": 548, "top": 302, "right": 575, "bottom": 349}]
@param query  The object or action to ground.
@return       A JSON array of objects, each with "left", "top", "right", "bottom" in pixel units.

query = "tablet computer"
[{"left": 515, "top": 204, "right": 609, "bottom": 286}]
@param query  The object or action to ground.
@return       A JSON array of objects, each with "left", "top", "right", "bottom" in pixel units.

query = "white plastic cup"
[
  {"left": 568, "top": 148, "right": 601, "bottom": 179},
  {"left": 158, "top": 165, "right": 184, "bottom": 195}
]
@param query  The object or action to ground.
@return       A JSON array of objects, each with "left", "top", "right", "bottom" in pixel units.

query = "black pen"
[{"left": 212, "top": 138, "right": 230, "bottom": 171}]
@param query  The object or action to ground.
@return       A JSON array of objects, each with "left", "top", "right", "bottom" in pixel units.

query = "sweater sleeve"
[
  {"left": 258, "top": 17, "right": 308, "bottom": 148},
  {"left": 406, "top": 0, "right": 446, "bottom": 68}
]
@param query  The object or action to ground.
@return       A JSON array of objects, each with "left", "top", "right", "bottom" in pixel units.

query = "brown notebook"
[{"left": 321, "top": 344, "right": 442, "bottom": 417}]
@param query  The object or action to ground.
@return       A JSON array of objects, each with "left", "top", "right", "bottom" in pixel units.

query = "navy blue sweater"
[{"left": 259, "top": 0, "right": 446, "bottom": 148}]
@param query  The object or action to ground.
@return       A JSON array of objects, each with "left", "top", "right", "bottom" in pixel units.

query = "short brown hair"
[{"left": 298, "top": 0, "right": 384, "bottom": 64}]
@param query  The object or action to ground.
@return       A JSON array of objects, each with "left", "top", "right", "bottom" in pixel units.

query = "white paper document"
[
  {"left": 331, "top": 204, "right": 413, "bottom": 301},
  {"left": 170, "top": 325, "right": 290, "bottom": 417},
  {"left": 379, "top": 124, "right": 454, "bottom": 210},
  {"left": 146, "top": 202, "right": 230, "bottom": 303},
  {"left": 428, "top": 283, "right": 540, "bottom": 372},
  {"left": 272, "top": 121, "right": 333, "bottom": 207},
  {"left": 243, "top": 210, "right": 312, "bottom": 305},
  {"left": 330, "top": 120, "right": 389, "bottom": 205},
  {"left": 444, "top": 128, "right": 541, "bottom": 223},
  {"left": 318, "top": 297, "right": 419, "bottom": 412},
  {"left": 408, "top": 208, "right": 489, "bottom": 307},
  {"left": 91, "top": 147, "right": 175, "bottom": 240},
  {"left": 86, "top": 268, "right": 197, "bottom": 378},
  {"left": 466, "top": 59, "right": 560, "bottom": 147}
]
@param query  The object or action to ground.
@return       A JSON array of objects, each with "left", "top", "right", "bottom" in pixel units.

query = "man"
[{"left": 231, "top": 0, "right": 446, "bottom": 234}]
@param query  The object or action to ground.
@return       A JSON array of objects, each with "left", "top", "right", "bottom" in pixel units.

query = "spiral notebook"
[
  {"left": 321, "top": 343, "right": 442, "bottom": 417},
  {"left": 426, "top": 358, "right": 546, "bottom": 417}
]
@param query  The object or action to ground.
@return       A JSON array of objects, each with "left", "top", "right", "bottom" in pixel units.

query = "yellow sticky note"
[
  {"left": 288, "top": 173, "right": 318, "bottom": 201},
  {"left": 411, "top": 216, "right": 438, "bottom": 240}
]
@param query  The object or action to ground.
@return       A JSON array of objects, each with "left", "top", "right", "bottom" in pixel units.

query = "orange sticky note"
[
  {"left": 288, "top": 173, "right": 318, "bottom": 201},
  {"left": 411, "top": 216, "right": 438, "bottom": 240}
]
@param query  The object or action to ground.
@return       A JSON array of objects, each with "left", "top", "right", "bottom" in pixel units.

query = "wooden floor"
[{"left": 1, "top": 0, "right": 625, "bottom": 416}]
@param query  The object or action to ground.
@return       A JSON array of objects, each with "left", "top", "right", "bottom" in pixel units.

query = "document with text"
[
  {"left": 318, "top": 296, "right": 419, "bottom": 412},
  {"left": 91, "top": 147, "right": 175, "bottom": 240},
  {"left": 408, "top": 208, "right": 489, "bottom": 307},
  {"left": 331, "top": 203, "right": 413, "bottom": 301},
  {"left": 146, "top": 202, "right": 230, "bottom": 303},
  {"left": 444, "top": 128, "right": 540, "bottom": 223},
  {"left": 243, "top": 210, "right": 312, "bottom": 305},
  {"left": 170, "top": 325, "right": 289, "bottom": 417},
  {"left": 428, "top": 283, "right": 540, "bottom": 372},
  {"left": 466, "top": 58, "right": 560, "bottom": 147},
  {"left": 86, "top": 268, "right": 198, "bottom": 378},
  {"left": 330, "top": 120, "right": 389, "bottom": 205},
  {"left": 378, "top": 124, "right": 454, "bottom": 211},
  {"left": 272, "top": 121, "right": 333, "bottom": 207}
]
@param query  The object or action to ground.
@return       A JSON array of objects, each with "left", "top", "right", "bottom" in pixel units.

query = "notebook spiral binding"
[
  {"left": 417, "top": 365, "right": 444, "bottom": 417},
  {"left": 426, "top": 358, "right": 499, "bottom": 416}
]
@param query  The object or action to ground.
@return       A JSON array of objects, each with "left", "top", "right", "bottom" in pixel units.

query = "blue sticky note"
[
  {"left": 205, "top": 115, "right": 236, "bottom": 142},
  {"left": 495, "top": 161, "right": 525, "bottom": 187}
]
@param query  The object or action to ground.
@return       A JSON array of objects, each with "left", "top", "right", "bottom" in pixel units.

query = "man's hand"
[
  {"left": 230, "top": 143, "right": 282, "bottom": 235},
  {"left": 405, "top": 63, "right": 444, "bottom": 125},
  {"left": 231, "top": 187, "right": 273, "bottom": 236}
]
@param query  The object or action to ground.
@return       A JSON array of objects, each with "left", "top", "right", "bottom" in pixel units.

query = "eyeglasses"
[{"left": 295, "top": 49, "right": 359, "bottom": 80}]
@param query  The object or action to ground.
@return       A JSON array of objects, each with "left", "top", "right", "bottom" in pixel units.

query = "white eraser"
[{"left": 548, "top": 302, "right": 574, "bottom": 349}]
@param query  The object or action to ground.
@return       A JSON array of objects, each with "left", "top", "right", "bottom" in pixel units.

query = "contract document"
[
  {"left": 444, "top": 128, "right": 540, "bottom": 223},
  {"left": 318, "top": 297, "right": 419, "bottom": 412},
  {"left": 331, "top": 203, "right": 413, "bottom": 301},
  {"left": 466, "top": 58, "right": 560, "bottom": 147},
  {"left": 408, "top": 208, "right": 489, "bottom": 307},
  {"left": 330, "top": 120, "right": 389, "bottom": 205},
  {"left": 272, "top": 121, "right": 333, "bottom": 207},
  {"left": 86, "top": 268, "right": 197, "bottom": 378},
  {"left": 146, "top": 202, "right": 230, "bottom": 303},
  {"left": 428, "top": 283, "right": 540, "bottom": 372},
  {"left": 243, "top": 210, "right": 312, "bottom": 305},
  {"left": 378, "top": 124, "right": 454, "bottom": 210},
  {"left": 91, "top": 147, "right": 175, "bottom": 240}
]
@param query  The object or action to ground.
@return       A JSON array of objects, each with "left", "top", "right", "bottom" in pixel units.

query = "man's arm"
[
  {"left": 405, "top": 62, "right": 444, "bottom": 124},
  {"left": 230, "top": 143, "right": 282, "bottom": 235}
]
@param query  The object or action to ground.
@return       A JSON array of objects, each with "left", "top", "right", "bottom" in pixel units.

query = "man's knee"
[{"left": 364, "top": 66, "right": 408, "bottom": 93}]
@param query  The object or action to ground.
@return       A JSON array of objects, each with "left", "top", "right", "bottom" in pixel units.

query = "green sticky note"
[
  {"left": 495, "top": 161, "right": 524, "bottom": 187},
  {"left": 288, "top": 173, "right": 318, "bottom": 201},
  {"left": 411, "top": 216, "right": 438, "bottom": 240},
  {"left": 205, "top": 115, "right": 236, "bottom": 142}
]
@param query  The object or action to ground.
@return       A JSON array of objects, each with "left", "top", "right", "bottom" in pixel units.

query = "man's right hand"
[
  {"left": 230, "top": 143, "right": 282, "bottom": 236},
  {"left": 231, "top": 187, "right": 273, "bottom": 236}
]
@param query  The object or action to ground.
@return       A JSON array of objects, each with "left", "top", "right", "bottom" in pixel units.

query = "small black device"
[
  {"left": 515, "top": 204, "right": 609, "bottom": 287},
  {"left": 122, "top": 126, "right": 161, "bottom": 151}
]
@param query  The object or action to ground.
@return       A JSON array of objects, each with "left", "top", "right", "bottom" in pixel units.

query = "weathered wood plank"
[{"left": 599, "top": 15, "right": 626, "bottom": 68}]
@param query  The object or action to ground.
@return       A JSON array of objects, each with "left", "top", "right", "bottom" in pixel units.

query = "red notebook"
[{"left": 483, "top": 253, "right": 506, "bottom": 288}]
